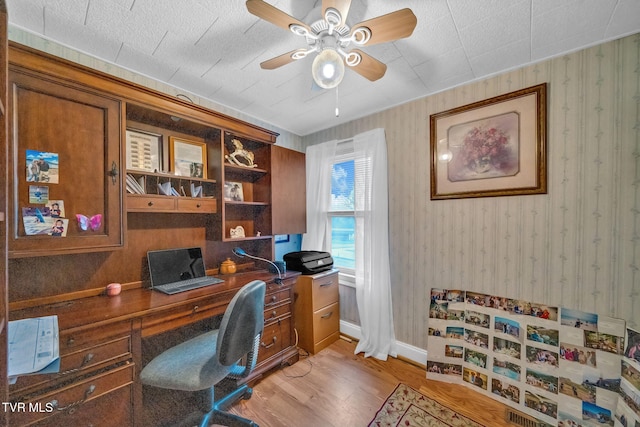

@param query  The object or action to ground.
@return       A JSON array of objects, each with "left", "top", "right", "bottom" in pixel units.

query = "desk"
[{"left": 8, "top": 270, "right": 300, "bottom": 427}]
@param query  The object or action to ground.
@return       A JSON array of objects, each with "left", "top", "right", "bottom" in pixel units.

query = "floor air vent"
[{"left": 505, "top": 409, "right": 544, "bottom": 427}]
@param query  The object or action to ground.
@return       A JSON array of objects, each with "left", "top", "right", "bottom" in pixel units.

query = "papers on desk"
[{"left": 8, "top": 315, "right": 60, "bottom": 384}]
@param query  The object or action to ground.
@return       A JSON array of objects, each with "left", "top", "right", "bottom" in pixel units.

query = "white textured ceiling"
[{"left": 6, "top": 0, "right": 640, "bottom": 136}]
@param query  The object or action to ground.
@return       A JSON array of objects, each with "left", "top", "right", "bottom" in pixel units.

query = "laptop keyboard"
[{"left": 155, "top": 276, "right": 224, "bottom": 295}]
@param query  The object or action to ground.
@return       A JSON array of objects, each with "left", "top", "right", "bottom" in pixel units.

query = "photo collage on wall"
[
  {"left": 22, "top": 149, "right": 70, "bottom": 237},
  {"left": 427, "top": 289, "right": 640, "bottom": 427},
  {"left": 22, "top": 149, "right": 104, "bottom": 237}
]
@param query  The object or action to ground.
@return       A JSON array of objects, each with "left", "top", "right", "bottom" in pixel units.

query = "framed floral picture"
[{"left": 430, "top": 83, "right": 547, "bottom": 200}]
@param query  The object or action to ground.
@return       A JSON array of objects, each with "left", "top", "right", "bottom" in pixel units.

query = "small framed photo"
[
  {"left": 126, "top": 129, "right": 161, "bottom": 172},
  {"left": 169, "top": 136, "right": 207, "bottom": 179},
  {"left": 224, "top": 181, "right": 244, "bottom": 202}
]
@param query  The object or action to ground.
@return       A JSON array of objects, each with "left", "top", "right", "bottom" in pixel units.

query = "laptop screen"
[{"left": 147, "top": 247, "right": 207, "bottom": 287}]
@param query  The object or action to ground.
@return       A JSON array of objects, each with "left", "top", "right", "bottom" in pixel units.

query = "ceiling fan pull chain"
[{"left": 335, "top": 86, "right": 340, "bottom": 117}]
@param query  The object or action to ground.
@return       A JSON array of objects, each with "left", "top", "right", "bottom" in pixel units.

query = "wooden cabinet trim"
[{"left": 8, "top": 42, "right": 279, "bottom": 144}]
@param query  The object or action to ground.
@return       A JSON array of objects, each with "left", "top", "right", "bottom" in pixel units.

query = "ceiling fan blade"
[
  {"left": 348, "top": 49, "right": 387, "bottom": 81},
  {"left": 322, "top": 0, "right": 352, "bottom": 26},
  {"left": 260, "top": 49, "right": 307, "bottom": 70},
  {"left": 350, "top": 8, "right": 417, "bottom": 46},
  {"left": 246, "top": 0, "right": 311, "bottom": 32}
]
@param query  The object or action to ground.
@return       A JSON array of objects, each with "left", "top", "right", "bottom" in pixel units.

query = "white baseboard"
[{"left": 340, "top": 320, "right": 428, "bottom": 366}]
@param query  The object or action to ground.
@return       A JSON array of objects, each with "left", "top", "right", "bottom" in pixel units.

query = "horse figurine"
[{"left": 225, "top": 139, "right": 258, "bottom": 168}]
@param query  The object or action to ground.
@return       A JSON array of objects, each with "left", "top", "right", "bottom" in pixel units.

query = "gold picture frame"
[
  {"left": 169, "top": 137, "right": 207, "bottom": 179},
  {"left": 430, "top": 83, "right": 547, "bottom": 200}
]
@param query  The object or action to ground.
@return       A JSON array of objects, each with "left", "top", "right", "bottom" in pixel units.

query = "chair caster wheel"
[{"left": 242, "top": 388, "right": 253, "bottom": 400}]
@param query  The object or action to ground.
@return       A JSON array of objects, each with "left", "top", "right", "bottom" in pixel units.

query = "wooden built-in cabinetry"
[
  {"left": 1, "top": 41, "right": 306, "bottom": 427},
  {"left": 8, "top": 320, "right": 135, "bottom": 426},
  {"left": 271, "top": 146, "right": 306, "bottom": 235},
  {"left": 293, "top": 270, "right": 340, "bottom": 354},
  {"left": 8, "top": 60, "right": 124, "bottom": 258},
  {"left": 0, "top": 3, "right": 9, "bottom": 425}
]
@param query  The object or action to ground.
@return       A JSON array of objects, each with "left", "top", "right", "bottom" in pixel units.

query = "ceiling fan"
[{"left": 246, "top": 0, "right": 418, "bottom": 89}]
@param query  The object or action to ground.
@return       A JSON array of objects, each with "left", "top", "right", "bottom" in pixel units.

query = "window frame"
[{"left": 328, "top": 151, "right": 358, "bottom": 285}]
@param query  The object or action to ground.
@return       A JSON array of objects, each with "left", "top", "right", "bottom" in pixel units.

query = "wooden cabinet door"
[
  {"left": 8, "top": 69, "right": 123, "bottom": 257},
  {"left": 271, "top": 145, "right": 306, "bottom": 235}
]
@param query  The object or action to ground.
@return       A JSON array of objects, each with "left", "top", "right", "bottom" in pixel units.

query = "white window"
[
  {"left": 328, "top": 152, "right": 370, "bottom": 283},
  {"left": 329, "top": 158, "right": 355, "bottom": 276}
]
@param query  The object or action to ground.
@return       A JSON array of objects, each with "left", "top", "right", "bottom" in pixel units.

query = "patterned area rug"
[{"left": 369, "top": 384, "right": 486, "bottom": 427}]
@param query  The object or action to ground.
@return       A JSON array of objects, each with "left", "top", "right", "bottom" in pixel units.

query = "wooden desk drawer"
[
  {"left": 141, "top": 299, "right": 226, "bottom": 337},
  {"left": 127, "top": 194, "right": 176, "bottom": 211},
  {"left": 311, "top": 272, "right": 339, "bottom": 311},
  {"left": 60, "top": 321, "right": 132, "bottom": 353},
  {"left": 10, "top": 364, "right": 134, "bottom": 426},
  {"left": 258, "top": 317, "right": 291, "bottom": 363},
  {"left": 313, "top": 302, "right": 339, "bottom": 343},
  {"left": 11, "top": 336, "right": 131, "bottom": 397},
  {"left": 177, "top": 197, "right": 216, "bottom": 213},
  {"left": 265, "top": 288, "right": 290, "bottom": 309},
  {"left": 264, "top": 303, "right": 290, "bottom": 325}
]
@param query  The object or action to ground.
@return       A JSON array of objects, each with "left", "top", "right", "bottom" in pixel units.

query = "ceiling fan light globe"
[{"left": 311, "top": 48, "right": 345, "bottom": 89}]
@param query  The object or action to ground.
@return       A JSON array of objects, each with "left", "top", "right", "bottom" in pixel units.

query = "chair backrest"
[{"left": 216, "top": 280, "right": 266, "bottom": 366}]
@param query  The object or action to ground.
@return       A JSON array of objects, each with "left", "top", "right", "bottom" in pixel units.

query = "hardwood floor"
[{"left": 226, "top": 338, "right": 514, "bottom": 426}]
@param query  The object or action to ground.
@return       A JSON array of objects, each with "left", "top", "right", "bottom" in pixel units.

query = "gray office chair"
[{"left": 140, "top": 280, "right": 266, "bottom": 427}]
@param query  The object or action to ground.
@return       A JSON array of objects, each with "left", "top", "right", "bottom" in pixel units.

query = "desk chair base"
[{"left": 175, "top": 382, "right": 257, "bottom": 427}]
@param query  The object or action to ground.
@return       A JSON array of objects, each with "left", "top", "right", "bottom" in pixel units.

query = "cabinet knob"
[
  {"left": 148, "top": 201, "right": 154, "bottom": 206},
  {"left": 196, "top": 203, "right": 201, "bottom": 208}
]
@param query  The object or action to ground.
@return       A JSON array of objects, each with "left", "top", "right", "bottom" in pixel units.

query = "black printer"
[{"left": 283, "top": 251, "right": 333, "bottom": 275}]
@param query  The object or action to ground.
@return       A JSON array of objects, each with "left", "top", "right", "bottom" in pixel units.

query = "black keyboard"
[{"left": 154, "top": 276, "right": 224, "bottom": 295}]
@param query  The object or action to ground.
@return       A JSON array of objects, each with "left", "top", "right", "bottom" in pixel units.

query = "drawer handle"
[
  {"left": 66, "top": 337, "right": 75, "bottom": 346},
  {"left": 196, "top": 203, "right": 201, "bottom": 208},
  {"left": 82, "top": 353, "right": 95, "bottom": 366},
  {"left": 321, "top": 311, "right": 334, "bottom": 319},
  {"left": 319, "top": 282, "right": 333, "bottom": 287},
  {"left": 58, "top": 353, "right": 95, "bottom": 376},
  {"left": 266, "top": 295, "right": 277, "bottom": 306},
  {"left": 50, "top": 384, "right": 96, "bottom": 413},
  {"left": 148, "top": 201, "right": 154, "bottom": 206},
  {"left": 261, "top": 336, "right": 277, "bottom": 349},
  {"left": 270, "top": 310, "right": 277, "bottom": 318},
  {"left": 192, "top": 305, "right": 199, "bottom": 315}
]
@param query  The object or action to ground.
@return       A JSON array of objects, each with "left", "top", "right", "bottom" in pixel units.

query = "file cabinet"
[{"left": 293, "top": 270, "right": 340, "bottom": 354}]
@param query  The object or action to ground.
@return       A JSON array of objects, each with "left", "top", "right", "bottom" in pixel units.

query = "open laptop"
[{"left": 147, "top": 247, "right": 224, "bottom": 295}]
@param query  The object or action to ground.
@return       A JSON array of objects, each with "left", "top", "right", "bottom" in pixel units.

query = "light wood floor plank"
[{"left": 227, "top": 338, "right": 514, "bottom": 426}]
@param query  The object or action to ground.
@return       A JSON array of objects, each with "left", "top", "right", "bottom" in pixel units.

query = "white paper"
[{"left": 8, "top": 316, "right": 60, "bottom": 382}]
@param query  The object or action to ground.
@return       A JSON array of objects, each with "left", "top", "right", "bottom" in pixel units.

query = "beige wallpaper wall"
[{"left": 302, "top": 33, "right": 640, "bottom": 349}]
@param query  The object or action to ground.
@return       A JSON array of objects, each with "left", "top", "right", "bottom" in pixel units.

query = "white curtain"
[
  {"left": 302, "top": 140, "right": 337, "bottom": 251},
  {"left": 303, "top": 129, "right": 396, "bottom": 361},
  {"left": 352, "top": 128, "right": 396, "bottom": 360}
]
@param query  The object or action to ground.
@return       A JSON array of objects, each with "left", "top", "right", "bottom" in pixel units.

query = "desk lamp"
[{"left": 233, "top": 248, "right": 283, "bottom": 284}]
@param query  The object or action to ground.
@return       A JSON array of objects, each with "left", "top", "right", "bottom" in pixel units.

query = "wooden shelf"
[
  {"left": 224, "top": 201, "right": 269, "bottom": 207},
  {"left": 223, "top": 235, "right": 273, "bottom": 243},
  {"left": 224, "top": 163, "right": 268, "bottom": 182},
  {"left": 127, "top": 169, "right": 217, "bottom": 184}
]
